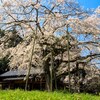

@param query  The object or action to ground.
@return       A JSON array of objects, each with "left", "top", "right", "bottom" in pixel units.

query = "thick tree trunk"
[
  {"left": 66, "top": 25, "right": 71, "bottom": 92},
  {"left": 45, "top": 73, "right": 50, "bottom": 91},
  {"left": 25, "top": 35, "right": 36, "bottom": 90},
  {"left": 25, "top": 9, "right": 39, "bottom": 90},
  {"left": 50, "top": 51, "right": 53, "bottom": 91},
  {"left": 54, "top": 72, "right": 57, "bottom": 90}
]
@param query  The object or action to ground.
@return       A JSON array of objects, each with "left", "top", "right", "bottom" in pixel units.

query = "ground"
[{"left": 0, "top": 89, "right": 100, "bottom": 100}]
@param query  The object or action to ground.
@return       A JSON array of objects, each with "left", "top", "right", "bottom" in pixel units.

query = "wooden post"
[{"left": 0, "top": 83, "right": 2, "bottom": 90}]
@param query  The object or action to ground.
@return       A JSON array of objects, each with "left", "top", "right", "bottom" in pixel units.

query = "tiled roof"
[{"left": 0, "top": 67, "right": 44, "bottom": 77}]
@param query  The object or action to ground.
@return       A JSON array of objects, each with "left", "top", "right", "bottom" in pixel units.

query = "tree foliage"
[{"left": 0, "top": 0, "right": 100, "bottom": 93}]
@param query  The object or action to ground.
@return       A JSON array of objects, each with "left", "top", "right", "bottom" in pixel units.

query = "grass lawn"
[{"left": 0, "top": 89, "right": 100, "bottom": 100}]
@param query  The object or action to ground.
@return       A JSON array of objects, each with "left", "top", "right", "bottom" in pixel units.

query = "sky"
[
  {"left": 78, "top": 0, "right": 100, "bottom": 9},
  {"left": 77, "top": 0, "right": 100, "bottom": 68}
]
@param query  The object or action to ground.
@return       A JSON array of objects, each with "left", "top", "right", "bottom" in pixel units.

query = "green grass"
[{"left": 0, "top": 89, "right": 100, "bottom": 100}]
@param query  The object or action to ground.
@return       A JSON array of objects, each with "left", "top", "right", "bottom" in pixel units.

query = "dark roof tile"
[{"left": 0, "top": 67, "right": 44, "bottom": 77}]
